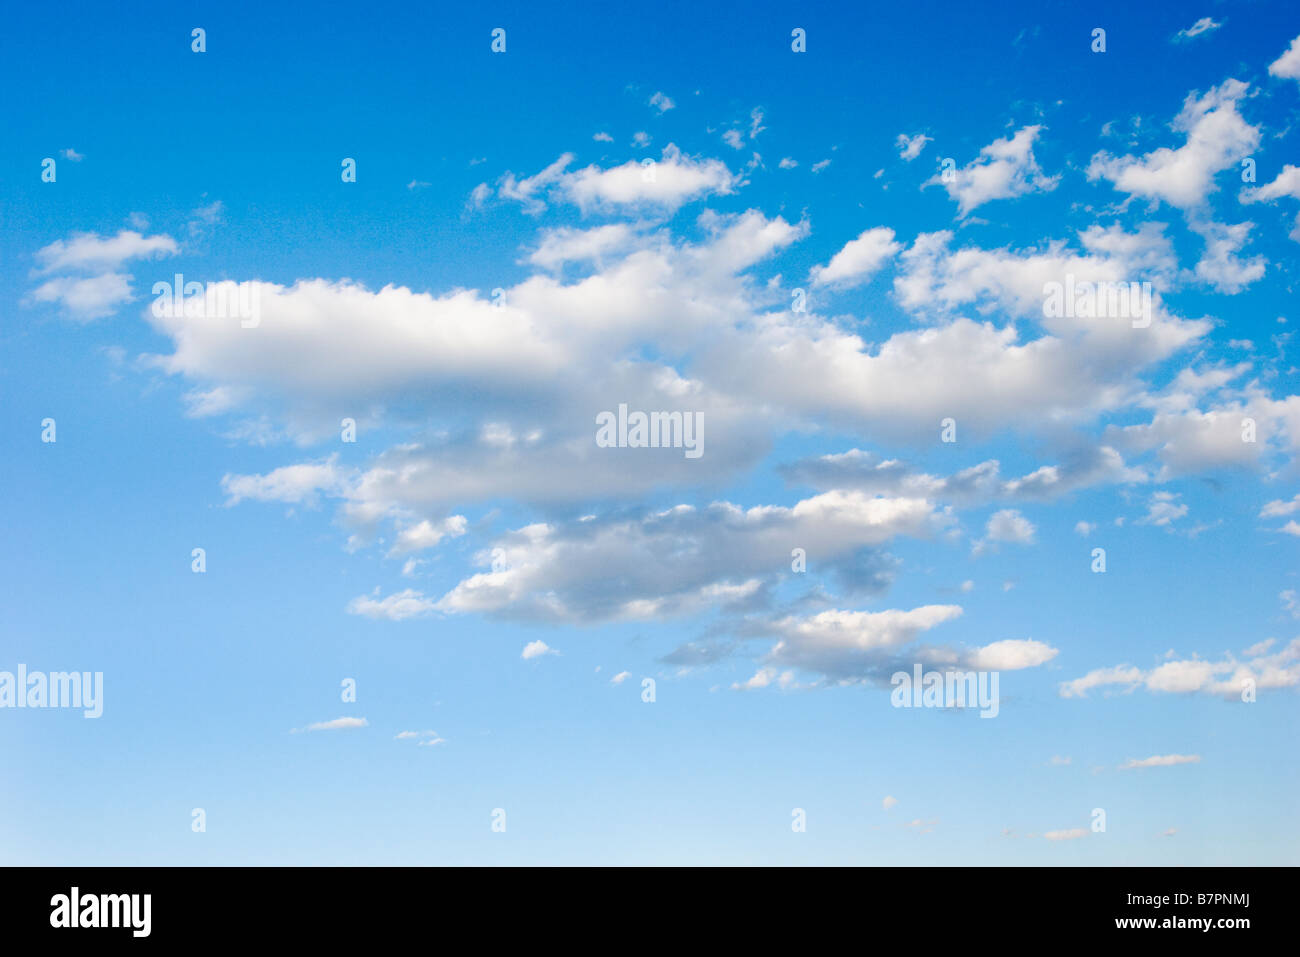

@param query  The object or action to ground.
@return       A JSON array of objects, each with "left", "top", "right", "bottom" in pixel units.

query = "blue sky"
[{"left": 3, "top": 0, "right": 1299, "bottom": 865}]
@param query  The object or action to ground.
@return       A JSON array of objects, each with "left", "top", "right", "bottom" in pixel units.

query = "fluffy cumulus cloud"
[
  {"left": 926, "top": 125, "right": 1059, "bottom": 215},
  {"left": 28, "top": 229, "right": 179, "bottom": 320},
  {"left": 1061, "top": 639, "right": 1300, "bottom": 700},
  {"left": 731, "top": 604, "right": 1058, "bottom": 688},
  {"left": 967, "top": 639, "right": 1058, "bottom": 670},
  {"left": 1191, "top": 220, "right": 1266, "bottom": 292},
  {"left": 521, "top": 639, "right": 557, "bottom": 659},
  {"left": 743, "top": 605, "right": 965, "bottom": 684},
  {"left": 492, "top": 145, "right": 737, "bottom": 214},
  {"left": 34, "top": 230, "right": 179, "bottom": 273},
  {"left": 28, "top": 273, "right": 135, "bottom": 320},
  {"left": 973, "top": 509, "right": 1036, "bottom": 555},
  {"left": 1240, "top": 164, "right": 1300, "bottom": 241},
  {"left": 1087, "top": 79, "right": 1259, "bottom": 210},
  {"left": 1268, "top": 34, "right": 1300, "bottom": 83},
  {"left": 809, "top": 227, "right": 901, "bottom": 287}
]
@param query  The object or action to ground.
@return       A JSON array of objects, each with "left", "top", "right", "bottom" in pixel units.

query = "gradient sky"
[{"left": 2, "top": 0, "right": 1299, "bottom": 865}]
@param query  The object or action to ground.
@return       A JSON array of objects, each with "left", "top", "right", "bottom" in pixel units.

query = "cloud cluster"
[
  {"left": 29, "top": 229, "right": 178, "bottom": 320},
  {"left": 1060, "top": 639, "right": 1300, "bottom": 699}
]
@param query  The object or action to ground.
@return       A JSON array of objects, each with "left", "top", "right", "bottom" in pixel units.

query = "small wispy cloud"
[
  {"left": 1043, "top": 827, "right": 1088, "bottom": 841},
  {"left": 649, "top": 91, "right": 675, "bottom": 113},
  {"left": 1119, "top": 753, "right": 1201, "bottom": 770},
  {"left": 395, "top": 730, "right": 445, "bottom": 747},
  {"left": 895, "top": 132, "right": 931, "bottom": 161},
  {"left": 293, "top": 716, "right": 368, "bottom": 733},
  {"left": 522, "top": 639, "right": 558, "bottom": 660},
  {"left": 1173, "top": 17, "right": 1222, "bottom": 43}
]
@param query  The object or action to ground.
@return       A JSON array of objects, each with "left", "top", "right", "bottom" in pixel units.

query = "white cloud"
[
  {"left": 1043, "top": 828, "right": 1088, "bottom": 840},
  {"left": 295, "top": 716, "right": 368, "bottom": 733},
  {"left": 746, "top": 604, "right": 969, "bottom": 684},
  {"left": 1244, "top": 637, "right": 1276, "bottom": 656},
  {"left": 28, "top": 229, "right": 180, "bottom": 320},
  {"left": 221, "top": 457, "right": 347, "bottom": 506},
  {"left": 521, "top": 639, "right": 558, "bottom": 659},
  {"left": 1268, "top": 34, "right": 1300, "bottom": 83},
  {"left": 649, "top": 91, "right": 675, "bottom": 113},
  {"left": 124, "top": 141, "right": 1291, "bottom": 593},
  {"left": 882, "top": 795, "right": 898, "bottom": 810},
  {"left": 983, "top": 509, "right": 1036, "bottom": 545},
  {"left": 389, "top": 516, "right": 468, "bottom": 557},
  {"left": 346, "top": 588, "right": 439, "bottom": 621},
  {"left": 610, "top": 671, "right": 631, "bottom": 684},
  {"left": 1059, "top": 664, "right": 1144, "bottom": 698},
  {"left": 466, "top": 181, "right": 491, "bottom": 210},
  {"left": 809, "top": 227, "right": 901, "bottom": 288},
  {"left": 437, "top": 492, "right": 950, "bottom": 624},
  {"left": 968, "top": 638, "right": 1058, "bottom": 670},
  {"left": 731, "top": 666, "right": 794, "bottom": 691},
  {"left": 1062, "top": 639, "right": 1300, "bottom": 700},
  {"left": 784, "top": 446, "right": 1144, "bottom": 507},
  {"left": 895, "top": 133, "right": 932, "bottom": 161},
  {"left": 1260, "top": 494, "right": 1300, "bottom": 517},
  {"left": 527, "top": 224, "right": 638, "bottom": 269},
  {"left": 1107, "top": 392, "right": 1300, "bottom": 479},
  {"left": 498, "top": 153, "right": 576, "bottom": 213},
  {"left": 1240, "top": 165, "right": 1300, "bottom": 242},
  {"left": 1281, "top": 590, "right": 1300, "bottom": 620},
  {"left": 1119, "top": 754, "right": 1201, "bottom": 770},
  {"left": 926, "top": 125, "right": 1058, "bottom": 215},
  {"left": 1087, "top": 79, "right": 1259, "bottom": 209},
  {"left": 563, "top": 145, "right": 738, "bottom": 212},
  {"left": 1191, "top": 220, "right": 1265, "bottom": 293},
  {"left": 1137, "top": 491, "right": 1188, "bottom": 526},
  {"left": 1173, "top": 17, "right": 1222, "bottom": 43},
  {"left": 28, "top": 273, "right": 134, "bottom": 320},
  {"left": 34, "top": 229, "right": 178, "bottom": 274},
  {"left": 395, "top": 730, "right": 445, "bottom": 746}
]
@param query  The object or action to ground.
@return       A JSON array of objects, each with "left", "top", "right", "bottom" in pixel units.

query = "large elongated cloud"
[
  {"left": 425, "top": 491, "right": 951, "bottom": 623},
  {"left": 1087, "top": 79, "right": 1259, "bottom": 209}
]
